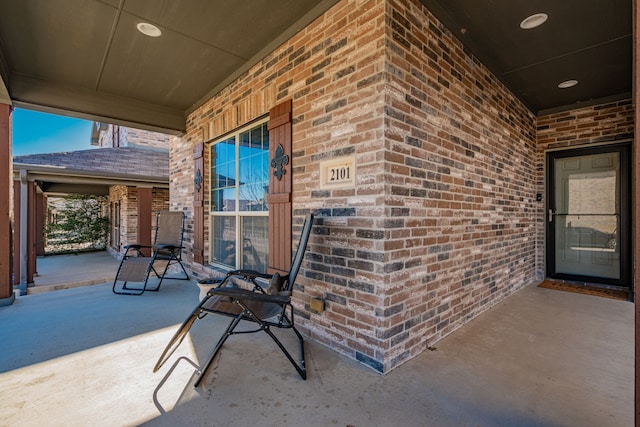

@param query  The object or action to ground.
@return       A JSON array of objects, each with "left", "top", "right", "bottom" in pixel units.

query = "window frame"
[{"left": 207, "top": 116, "right": 270, "bottom": 270}]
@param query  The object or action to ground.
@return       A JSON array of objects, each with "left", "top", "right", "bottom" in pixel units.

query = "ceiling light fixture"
[
  {"left": 520, "top": 13, "right": 548, "bottom": 30},
  {"left": 558, "top": 79, "right": 579, "bottom": 89},
  {"left": 136, "top": 22, "right": 162, "bottom": 37}
]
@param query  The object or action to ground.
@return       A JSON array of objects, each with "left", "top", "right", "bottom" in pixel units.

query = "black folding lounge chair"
[
  {"left": 112, "top": 210, "right": 189, "bottom": 295},
  {"left": 153, "top": 213, "right": 314, "bottom": 386}
]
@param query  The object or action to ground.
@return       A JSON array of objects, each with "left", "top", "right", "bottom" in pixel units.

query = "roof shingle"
[{"left": 13, "top": 147, "right": 169, "bottom": 180}]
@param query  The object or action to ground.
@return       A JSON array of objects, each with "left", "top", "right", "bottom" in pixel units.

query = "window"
[{"left": 209, "top": 119, "right": 269, "bottom": 270}]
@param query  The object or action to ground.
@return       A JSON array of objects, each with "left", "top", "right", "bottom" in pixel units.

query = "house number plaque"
[{"left": 319, "top": 156, "right": 356, "bottom": 189}]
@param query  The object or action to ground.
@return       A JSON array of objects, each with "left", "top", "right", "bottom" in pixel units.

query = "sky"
[{"left": 12, "top": 108, "right": 95, "bottom": 157}]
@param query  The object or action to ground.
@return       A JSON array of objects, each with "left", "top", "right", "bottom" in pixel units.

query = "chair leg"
[
  {"left": 193, "top": 312, "right": 244, "bottom": 388},
  {"left": 148, "top": 256, "right": 190, "bottom": 292},
  {"left": 159, "top": 257, "right": 190, "bottom": 281},
  {"left": 175, "top": 259, "right": 190, "bottom": 280},
  {"left": 234, "top": 302, "right": 307, "bottom": 380},
  {"left": 262, "top": 325, "right": 307, "bottom": 380},
  {"left": 153, "top": 356, "right": 201, "bottom": 414},
  {"left": 145, "top": 256, "right": 170, "bottom": 292},
  {"left": 153, "top": 302, "right": 206, "bottom": 373},
  {"left": 113, "top": 279, "right": 146, "bottom": 295}
]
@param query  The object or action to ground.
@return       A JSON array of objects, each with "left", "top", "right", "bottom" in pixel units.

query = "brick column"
[
  {"left": 27, "top": 180, "right": 36, "bottom": 282},
  {"left": 0, "top": 104, "right": 13, "bottom": 305},
  {"left": 12, "top": 180, "right": 20, "bottom": 286},
  {"left": 18, "top": 169, "right": 31, "bottom": 294}
]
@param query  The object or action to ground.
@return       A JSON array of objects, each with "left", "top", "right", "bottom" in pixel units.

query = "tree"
[{"left": 45, "top": 195, "right": 109, "bottom": 254}]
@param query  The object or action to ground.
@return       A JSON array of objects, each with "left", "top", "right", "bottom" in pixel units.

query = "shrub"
[{"left": 45, "top": 195, "right": 109, "bottom": 254}]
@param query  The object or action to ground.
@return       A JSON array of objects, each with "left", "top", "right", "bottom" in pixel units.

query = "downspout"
[{"left": 19, "top": 169, "right": 27, "bottom": 295}]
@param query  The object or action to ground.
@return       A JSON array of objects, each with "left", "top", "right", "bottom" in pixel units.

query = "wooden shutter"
[
  {"left": 267, "top": 100, "right": 293, "bottom": 274},
  {"left": 137, "top": 187, "right": 152, "bottom": 257},
  {"left": 193, "top": 142, "right": 205, "bottom": 265}
]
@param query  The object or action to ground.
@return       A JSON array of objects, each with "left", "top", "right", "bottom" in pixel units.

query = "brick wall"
[
  {"left": 378, "top": 0, "right": 538, "bottom": 369},
  {"left": 173, "top": 0, "right": 388, "bottom": 291},
  {"left": 172, "top": 0, "right": 391, "bottom": 369},
  {"left": 170, "top": 0, "right": 618, "bottom": 373},
  {"left": 537, "top": 100, "right": 634, "bottom": 150},
  {"left": 107, "top": 185, "right": 170, "bottom": 257},
  {"left": 97, "top": 124, "right": 170, "bottom": 151},
  {"left": 127, "top": 127, "right": 170, "bottom": 150},
  {"left": 168, "top": 132, "right": 197, "bottom": 265}
]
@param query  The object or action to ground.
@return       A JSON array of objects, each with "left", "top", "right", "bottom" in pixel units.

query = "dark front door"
[{"left": 546, "top": 143, "right": 631, "bottom": 287}]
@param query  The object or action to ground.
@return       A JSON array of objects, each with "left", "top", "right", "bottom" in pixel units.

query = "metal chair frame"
[
  {"left": 112, "top": 210, "right": 189, "bottom": 295},
  {"left": 153, "top": 213, "right": 314, "bottom": 386}
]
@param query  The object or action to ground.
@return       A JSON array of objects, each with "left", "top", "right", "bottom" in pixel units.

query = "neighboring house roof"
[
  {"left": 14, "top": 147, "right": 169, "bottom": 179},
  {"left": 13, "top": 147, "right": 169, "bottom": 194}
]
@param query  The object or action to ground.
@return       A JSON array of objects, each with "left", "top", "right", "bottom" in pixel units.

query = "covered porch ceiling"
[{"left": 0, "top": 0, "right": 632, "bottom": 134}]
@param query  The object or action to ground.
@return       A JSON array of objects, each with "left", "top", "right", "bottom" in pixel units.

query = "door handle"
[{"left": 548, "top": 209, "right": 555, "bottom": 223}]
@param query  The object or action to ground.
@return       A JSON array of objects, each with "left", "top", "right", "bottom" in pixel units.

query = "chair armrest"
[
  {"left": 208, "top": 287, "right": 291, "bottom": 304},
  {"left": 124, "top": 244, "right": 152, "bottom": 250},
  {"left": 229, "top": 269, "right": 273, "bottom": 280},
  {"left": 198, "top": 277, "right": 225, "bottom": 285},
  {"left": 154, "top": 244, "right": 184, "bottom": 250},
  {"left": 197, "top": 271, "right": 263, "bottom": 286},
  {"left": 227, "top": 270, "right": 290, "bottom": 285},
  {"left": 198, "top": 270, "right": 289, "bottom": 292}
]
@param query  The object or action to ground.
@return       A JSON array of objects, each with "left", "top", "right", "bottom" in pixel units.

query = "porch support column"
[
  {"left": 137, "top": 186, "right": 152, "bottom": 257},
  {"left": 27, "top": 181, "right": 36, "bottom": 279},
  {"left": 19, "top": 169, "right": 29, "bottom": 294},
  {"left": 12, "top": 180, "right": 20, "bottom": 286},
  {"left": 0, "top": 104, "right": 13, "bottom": 306},
  {"left": 35, "top": 190, "right": 45, "bottom": 256}
]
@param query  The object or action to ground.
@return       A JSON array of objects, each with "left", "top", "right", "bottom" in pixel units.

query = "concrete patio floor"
[
  {"left": 29, "top": 251, "right": 120, "bottom": 294},
  {"left": 0, "top": 272, "right": 633, "bottom": 426}
]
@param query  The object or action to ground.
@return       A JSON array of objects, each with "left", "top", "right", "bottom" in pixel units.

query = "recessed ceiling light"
[
  {"left": 520, "top": 13, "right": 548, "bottom": 30},
  {"left": 558, "top": 79, "right": 578, "bottom": 89},
  {"left": 136, "top": 22, "right": 162, "bottom": 37}
]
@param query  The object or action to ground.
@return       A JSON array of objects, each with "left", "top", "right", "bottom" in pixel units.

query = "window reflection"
[
  {"left": 239, "top": 123, "right": 269, "bottom": 212},
  {"left": 209, "top": 120, "right": 269, "bottom": 269},
  {"left": 211, "top": 137, "right": 236, "bottom": 212}
]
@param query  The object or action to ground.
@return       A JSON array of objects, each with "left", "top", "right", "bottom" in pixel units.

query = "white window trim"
[{"left": 207, "top": 117, "right": 269, "bottom": 269}]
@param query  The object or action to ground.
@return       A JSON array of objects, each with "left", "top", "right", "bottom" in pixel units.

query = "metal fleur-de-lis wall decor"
[
  {"left": 270, "top": 144, "right": 289, "bottom": 181},
  {"left": 194, "top": 168, "right": 203, "bottom": 193}
]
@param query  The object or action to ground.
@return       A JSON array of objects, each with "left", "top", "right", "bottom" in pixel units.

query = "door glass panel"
[{"left": 553, "top": 152, "right": 620, "bottom": 279}]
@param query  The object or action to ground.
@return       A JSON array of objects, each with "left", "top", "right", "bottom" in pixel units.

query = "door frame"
[{"left": 545, "top": 142, "right": 632, "bottom": 287}]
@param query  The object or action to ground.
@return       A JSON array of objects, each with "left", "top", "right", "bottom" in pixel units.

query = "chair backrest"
[
  {"left": 284, "top": 213, "right": 314, "bottom": 292},
  {"left": 154, "top": 210, "right": 185, "bottom": 246}
]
